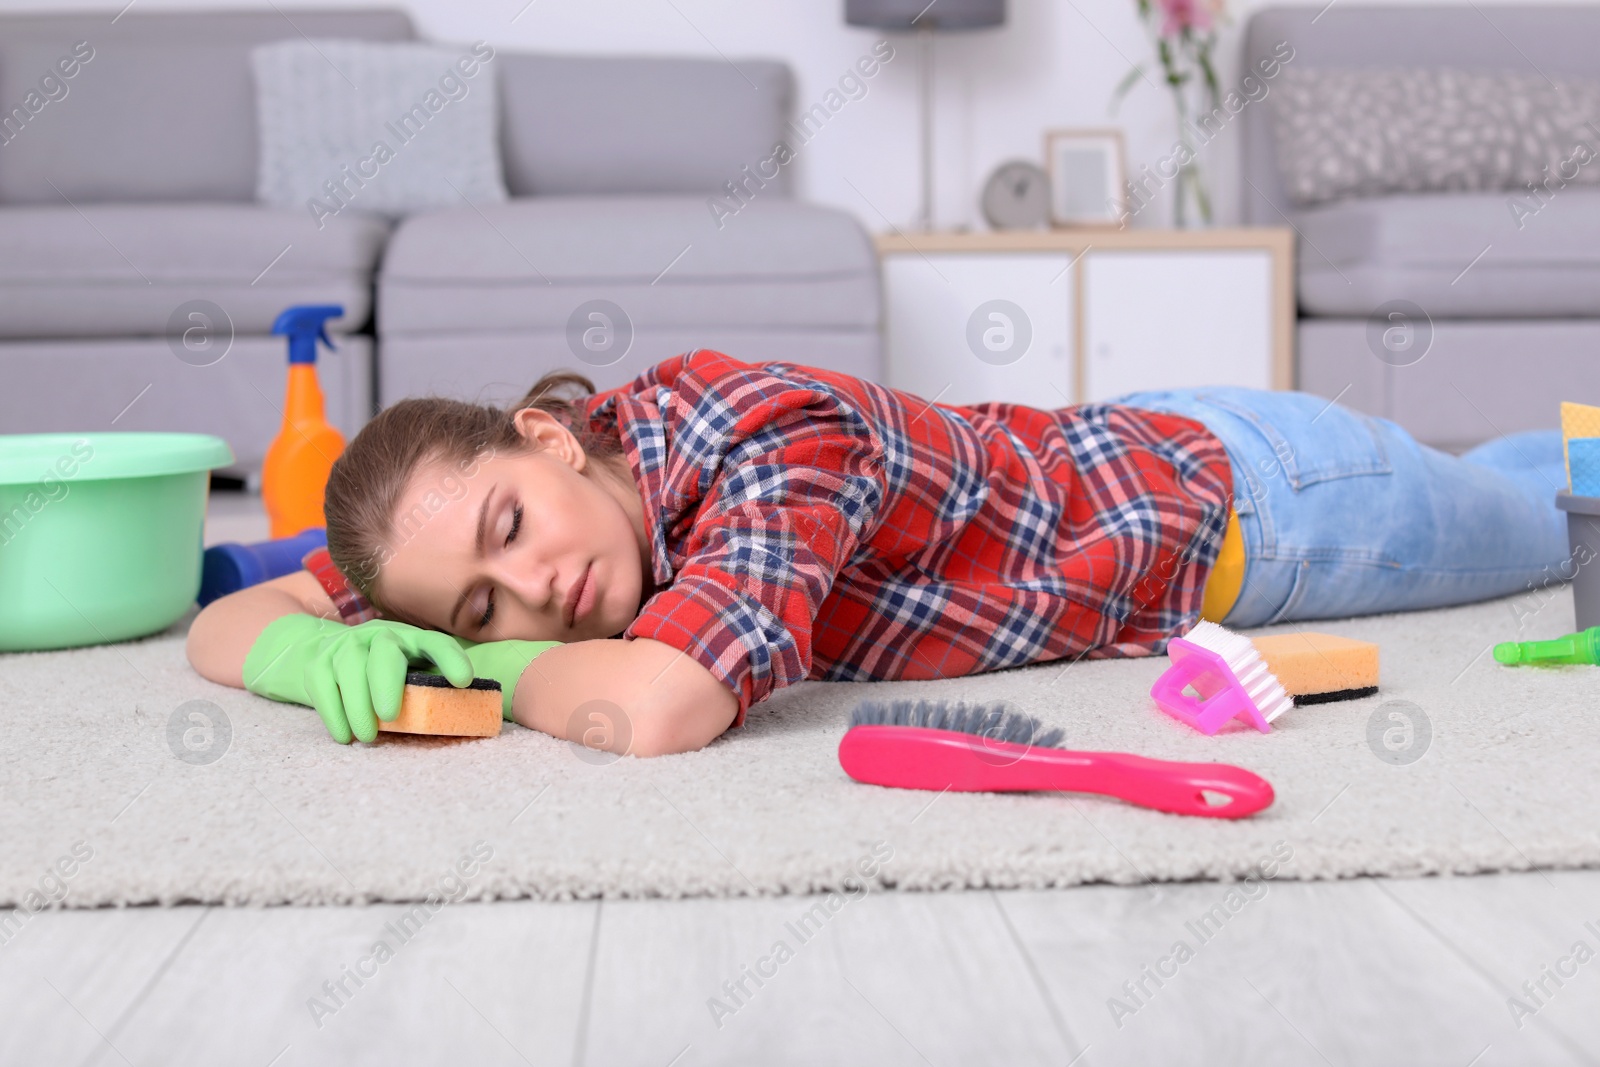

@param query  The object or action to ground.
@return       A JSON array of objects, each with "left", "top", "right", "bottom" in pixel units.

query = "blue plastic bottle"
[{"left": 198, "top": 528, "right": 327, "bottom": 606}]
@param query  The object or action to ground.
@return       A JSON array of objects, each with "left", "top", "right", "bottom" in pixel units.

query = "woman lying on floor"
[{"left": 187, "top": 350, "right": 1569, "bottom": 755}]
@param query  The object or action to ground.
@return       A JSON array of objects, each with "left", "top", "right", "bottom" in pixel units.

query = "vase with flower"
[{"left": 1113, "top": 0, "right": 1225, "bottom": 227}]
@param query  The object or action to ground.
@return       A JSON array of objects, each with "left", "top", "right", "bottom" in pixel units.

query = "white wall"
[{"left": 0, "top": 0, "right": 1568, "bottom": 231}]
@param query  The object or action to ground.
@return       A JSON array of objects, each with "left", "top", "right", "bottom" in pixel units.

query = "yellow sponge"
[
  {"left": 1561, "top": 401, "right": 1600, "bottom": 489},
  {"left": 1249, "top": 632, "right": 1379, "bottom": 705},
  {"left": 378, "top": 673, "right": 502, "bottom": 738}
]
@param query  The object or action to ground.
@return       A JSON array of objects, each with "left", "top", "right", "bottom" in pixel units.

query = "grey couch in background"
[
  {"left": 1243, "top": 5, "right": 1600, "bottom": 451},
  {"left": 377, "top": 51, "right": 880, "bottom": 408},
  {"left": 0, "top": 9, "right": 881, "bottom": 470},
  {"left": 0, "top": 9, "right": 403, "bottom": 471}
]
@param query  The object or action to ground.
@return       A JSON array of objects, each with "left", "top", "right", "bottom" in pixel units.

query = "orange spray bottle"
[{"left": 262, "top": 304, "right": 346, "bottom": 538}]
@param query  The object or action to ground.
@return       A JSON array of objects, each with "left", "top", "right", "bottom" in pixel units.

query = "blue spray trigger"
[{"left": 272, "top": 304, "right": 344, "bottom": 365}]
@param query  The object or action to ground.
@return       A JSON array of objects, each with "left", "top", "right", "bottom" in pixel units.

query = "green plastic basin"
[{"left": 0, "top": 433, "right": 234, "bottom": 652}]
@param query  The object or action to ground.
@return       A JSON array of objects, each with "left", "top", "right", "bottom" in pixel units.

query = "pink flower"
[{"left": 1156, "top": 0, "right": 1222, "bottom": 36}]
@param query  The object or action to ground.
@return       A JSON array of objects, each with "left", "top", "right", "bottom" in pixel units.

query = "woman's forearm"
[
  {"left": 188, "top": 575, "right": 739, "bottom": 755},
  {"left": 186, "top": 570, "right": 337, "bottom": 688},
  {"left": 511, "top": 637, "right": 739, "bottom": 757}
]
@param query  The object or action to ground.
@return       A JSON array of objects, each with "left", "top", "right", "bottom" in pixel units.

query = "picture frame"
[{"left": 1044, "top": 128, "right": 1128, "bottom": 228}]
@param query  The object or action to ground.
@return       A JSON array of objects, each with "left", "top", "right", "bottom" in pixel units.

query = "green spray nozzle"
[
  {"left": 1493, "top": 626, "right": 1600, "bottom": 666},
  {"left": 271, "top": 304, "right": 343, "bottom": 365}
]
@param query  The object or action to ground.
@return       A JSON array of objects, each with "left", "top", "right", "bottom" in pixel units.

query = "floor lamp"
[{"left": 845, "top": 0, "right": 1007, "bottom": 232}]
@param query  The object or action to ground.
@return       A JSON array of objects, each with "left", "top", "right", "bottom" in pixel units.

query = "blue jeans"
[{"left": 1114, "top": 388, "right": 1569, "bottom": 626}]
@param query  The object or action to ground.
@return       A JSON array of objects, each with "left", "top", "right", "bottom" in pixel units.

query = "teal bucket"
[{"left": 0, "top": 433, "right": 234, "bottom": 652}]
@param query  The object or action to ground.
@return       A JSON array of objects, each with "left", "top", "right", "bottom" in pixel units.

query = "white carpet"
[{"left": 4, "top": 587, "right": 1598, "bottom": 907}]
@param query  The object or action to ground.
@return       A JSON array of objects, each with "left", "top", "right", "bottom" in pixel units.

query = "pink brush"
[
  {"left": 838, "top": 701, "right": 1274, "bottom": 819},
  {"left": 1151, "top": 621, "right": 1294, "bottom": 735}
]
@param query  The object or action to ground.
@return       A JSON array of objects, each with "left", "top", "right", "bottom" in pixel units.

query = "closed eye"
[{"left": 476, "top": 503, "right": 523, "bottom": 630}]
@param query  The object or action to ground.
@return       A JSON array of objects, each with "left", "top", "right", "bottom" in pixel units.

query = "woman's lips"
[{"left": 566, "top": 563, "right": 594, "bottom": 628}]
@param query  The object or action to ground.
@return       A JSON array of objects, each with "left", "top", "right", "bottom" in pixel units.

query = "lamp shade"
[{"left": 845, "top": 0, "right": 1005, "bottom": 29}]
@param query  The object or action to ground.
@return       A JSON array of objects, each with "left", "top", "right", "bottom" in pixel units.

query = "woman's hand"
[
  {"left": 242, "top": 616, "right": 474, "bottom": 743},
  {"left": 457, "top": 639, "right": 562, "bottom": 719}
]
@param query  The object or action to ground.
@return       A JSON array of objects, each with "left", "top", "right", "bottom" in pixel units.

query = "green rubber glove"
[
  {"left": 243, "top": 615, "right": 475, "bottom": 744},
  {"left": 453, "top": 639, "right": 560, "bottom": 720}
]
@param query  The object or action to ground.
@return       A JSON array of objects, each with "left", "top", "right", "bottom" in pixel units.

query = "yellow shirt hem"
[{"left": 1200, "top": 508, "right": 1245, "bottom": 624}]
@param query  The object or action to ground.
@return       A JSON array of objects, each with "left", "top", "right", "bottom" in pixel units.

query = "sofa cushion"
[
  {"left": 252, "top": 39, "right": 507, "bottom": 217},
  {"left": 1241, "top": 6, "right": 1600, "bottom": 226},
  {"left": 0, "top": 204, "right": 389, "bottom": 338},
  {"left": 497, "top": 54, "right": 794, "bottom": 196},
  {"left": 1297, "top": 190, "right": 1600, "bottom": 318},
  {"left": 1270, "top": 67, "right": 1600, "bottom": 207},
  {"left": 0, "top": 9, "right": 414, "bottom": 204},
  {"left": 378, "top": 196, "right": 877, "bottom": 336},
  {"left": 0, "top": 42, "right": 261, "bottom": 204}
]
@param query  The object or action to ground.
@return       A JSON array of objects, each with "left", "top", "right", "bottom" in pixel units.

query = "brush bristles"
[
  {"left": 1180, "top": 621, "right": 1294, "bottom": 723},
  {"left": 848, "top": 699, "right": 1066, "bottom": 748}
]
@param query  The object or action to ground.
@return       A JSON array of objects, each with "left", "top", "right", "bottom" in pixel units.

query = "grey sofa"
[
  {"left": 0, "top": 9, "right": 881, "bottom": 471},
  {"left": 376, "top": 52, "right": 880, "bottom": 408},
  {"left": 1242, "top": 5, "right": 1600, "bottom": 451},
  {"left": 0, "top": 10, "right": 400, "bottom": 473}
]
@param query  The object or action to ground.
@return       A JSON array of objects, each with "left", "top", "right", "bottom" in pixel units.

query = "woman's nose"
[{"left": 493, "top": 556, "right": 558, "bottom": 612}]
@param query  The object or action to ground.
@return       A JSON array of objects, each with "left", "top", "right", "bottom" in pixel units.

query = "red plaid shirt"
[
  {"left": 316, "top": 351, "right": 1235, "bottom": 725},
  {"left": 589, "top": 351, "right": 1235, "bottom": 725}
]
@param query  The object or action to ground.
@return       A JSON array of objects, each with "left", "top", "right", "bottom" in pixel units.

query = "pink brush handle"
[{"left": 838, "top": 726, "right": 1274, "bottom": 819}]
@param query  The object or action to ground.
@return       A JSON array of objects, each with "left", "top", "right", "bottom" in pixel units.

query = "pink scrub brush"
[
  {"left": 838, "top": 700, "right": 1274, "bottom": 819},
  {"left": 1150, "top": 620, "right": 1294, "bottom": 735}
]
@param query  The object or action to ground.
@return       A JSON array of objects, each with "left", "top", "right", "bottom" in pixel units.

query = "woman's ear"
[{"left": 511, "top": 407, "right": 587, "bottom": 471}]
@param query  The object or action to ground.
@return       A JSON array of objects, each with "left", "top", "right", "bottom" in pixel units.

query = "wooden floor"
[{"left": 4, "top": 871, "right": 1598, "bottom": 1067}]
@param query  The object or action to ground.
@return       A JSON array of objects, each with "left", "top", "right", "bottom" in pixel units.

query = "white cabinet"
[
  {"left": 884, "top": 253, "right": 1074, "bottom": 408},
  {"left": 877, "top": 229, "right": 1293, "bottom": 406},
  {"left": 1082, "top": 250, "right": 1275, "bottom": 400}
]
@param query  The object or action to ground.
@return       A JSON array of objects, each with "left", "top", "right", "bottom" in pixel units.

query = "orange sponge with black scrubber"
[
  {"left": 1248, "top": 632, "right": 1379, "bottom": 705},
  {"left": 377, "top": 672, "right": 503, "bottom": 738}
]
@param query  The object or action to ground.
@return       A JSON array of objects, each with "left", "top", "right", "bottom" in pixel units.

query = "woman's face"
[{"left": 377, "top": 410, "right": 650, "bottom": 642}]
